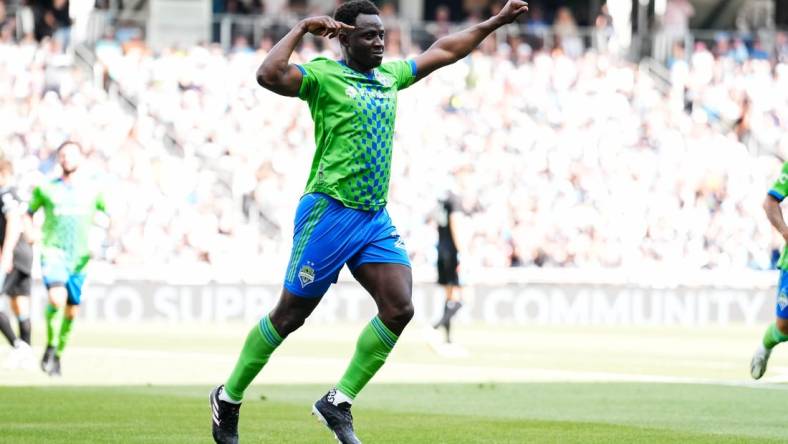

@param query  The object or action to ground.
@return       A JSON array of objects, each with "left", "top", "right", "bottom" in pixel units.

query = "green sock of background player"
[
  {"left": 45, "top": 304, "right": 63, "bottom": 349},
  {"left": 763, "top": 323, "right": 788, "bottom": 350},
  {"left": 57, "top": 316, "right": 74, "bottom": 356}
]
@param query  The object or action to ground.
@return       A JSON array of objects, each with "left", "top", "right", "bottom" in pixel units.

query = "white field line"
[{"left": 3, "top": 346, "right": 788, "bottom": 390}]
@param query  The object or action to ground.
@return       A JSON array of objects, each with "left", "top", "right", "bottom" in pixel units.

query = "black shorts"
[
  {"left": 437, "top": 251, "right": 459, "bottom": 286},
  {"left": 2, "top": 268, "right": 32, "bottom": 297}
]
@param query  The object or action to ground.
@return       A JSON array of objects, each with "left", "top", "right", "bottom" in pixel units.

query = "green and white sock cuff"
[
  {"left": 258, "top": 315, "right": 283, "bottom": 347},
  {"left": 369, "top": 317, "right": 398, "bottom": 350}
]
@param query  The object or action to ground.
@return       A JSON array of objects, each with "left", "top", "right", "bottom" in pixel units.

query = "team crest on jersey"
[
  {"left": 345, "top": 86, "right": 359, "bottom": 98},
  {"left": 376, "top": 72, "right": 394, "bottom": 87},
  {"left": 299, "top": 262, "right": 316, "bottom": 287},
  {"left": 779, "top": 292, "right": 788, "bottom": 311}
]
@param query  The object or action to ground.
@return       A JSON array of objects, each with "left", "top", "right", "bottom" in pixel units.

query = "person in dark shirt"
[
  {"left": 432, "top": 192, "right": 463, "bottom": 344},
  {"left": 0, "top": 159, "right": 34, "bottom": 369}
]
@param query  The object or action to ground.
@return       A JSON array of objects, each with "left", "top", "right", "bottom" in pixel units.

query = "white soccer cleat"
[
  {"left": 15, "top": 342, "right": 35, "bottom": 370},
  {"left": 3, "top": 341, "right": 34, "bottom": 370},
  {"left": 750, "top": 345, "right": 772, "bottom": 380}
]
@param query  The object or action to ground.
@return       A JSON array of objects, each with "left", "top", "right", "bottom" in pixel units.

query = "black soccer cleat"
[
  {"left": 312, "top": 389, "right": 361, "bottom": 444},
  {"left": 48, "top": 355, "right": 61, "bottom": 377},
  {"left": 210, "top": 385, "right": 240, "bottom": 444},
  {"left": 41, "top": 346, "right": 55, "bottom": 373}
]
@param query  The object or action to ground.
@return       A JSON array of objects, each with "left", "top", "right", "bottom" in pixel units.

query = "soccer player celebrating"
[
  {"left": 209, "top": 1, "right": 528, "bottom": 442},
  {"left": 752, "top": 162, "right": 788, "bottom": 379},
  {"left": 27, "top": 141, "right": 108, "bottom": 376},
  {"left": 0, "top": 159, "right": 35, "bottom": 369}
]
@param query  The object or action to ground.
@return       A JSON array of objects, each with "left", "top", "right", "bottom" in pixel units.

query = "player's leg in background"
[
  {"left": 433, "top": 253, "right": 462, "bottom": 343},
  {"left": 10, "top": 293, "right": 31, "bottom": 345},
  {"left": 6, "top": 293, "right": 33, "bottom": 369},
  {"left": 751, "top": 269, "right": 788, "bottom": 379},
  {"left": 0, "top": 270, "right": 22, "bottom": 347},
  {"left": 0, "top": 311, "right": 24, "bottom": 369},
  {"left": 40, "top": 255, "right": 70, "bottom": 372},
  {"left": 435, "top": 285, "right": 463, "bottom": 343},
  {"left": 0, "top": 311, "right": 18, "bottom": 347},
  {"left": 1, "top": 270, "right": 34, "bottom": 369},
  {"left": 42, "top": 285, "right": 67, "bottom": 373},
  {"left": 55, "top": 273, "right": 86, "bottom": 361}
]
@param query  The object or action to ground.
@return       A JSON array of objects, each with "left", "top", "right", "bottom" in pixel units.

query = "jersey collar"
[{"left": 337, "top": 60, "right": 376, "bottom": 80}]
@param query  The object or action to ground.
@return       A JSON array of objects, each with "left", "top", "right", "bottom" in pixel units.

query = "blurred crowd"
[{"left": 2, "top": 14, "right": 788, "bottom": 279}]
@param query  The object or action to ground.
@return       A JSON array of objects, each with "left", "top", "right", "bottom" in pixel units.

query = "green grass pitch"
[
  {"left": 2, "top": 322, "right": 788, "bottom": 442},
  {"left": 1, "top": 383, "right": 787, "bottom": 443}
]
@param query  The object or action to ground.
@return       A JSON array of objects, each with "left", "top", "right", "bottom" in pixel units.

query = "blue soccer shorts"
[
  {"left": 777, "top": 269, "right": 788, "bottom": 319},
  {"left": 283, "top": 193, "right": 410, "bottom": 298},
  {"left": 41, "top": 254, "right": 87, "bottom": 306}
]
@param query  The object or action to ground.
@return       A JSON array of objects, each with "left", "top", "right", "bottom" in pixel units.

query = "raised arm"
[
  {"left": 412, "top": 0, "right": 528, "bottom": 81},
  {"left": 256, "top": 16, "right": 354, "bottom": 97}
]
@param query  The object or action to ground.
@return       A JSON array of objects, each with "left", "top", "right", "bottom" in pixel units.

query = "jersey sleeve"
[
  {"left": 296, "top": 59, "right": 324, "bottom": 101},
  {"left": 27, "top": 186, "right": 44, "bottom": 214},
  {"left": 383, "top": 59, "right": 417, "bottom": 91},
  {"left": 769, "top": 163, "right": 788, "bottom": 202}
]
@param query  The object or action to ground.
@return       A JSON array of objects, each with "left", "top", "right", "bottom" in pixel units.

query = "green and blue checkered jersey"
[
  {"left": 28, "top": 178, "right": 106, "bottom": 272},
  {"left": 769, "top": 162, "right": 788, "bottom": 270},
  {"left": 296, "top": 57, "right": 417, "bottom": 211}
]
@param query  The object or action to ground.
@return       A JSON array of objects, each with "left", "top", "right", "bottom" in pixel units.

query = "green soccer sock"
[
  {"left": 336, "top": 316, "right": 399, "bottom": 399},
  {"left": 224, "top": 315, "right": 283, "bottom": 402},
  {"left": 763, "top": 323, "right": 788, "bottom": 350},
  {"left": 56, "top": 316, "right": 74, "bottom": 356},
  {"left": 45, "top": 304, "right": 63, "bottom": 348}
]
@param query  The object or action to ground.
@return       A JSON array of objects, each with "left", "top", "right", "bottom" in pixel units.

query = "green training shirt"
[
  {"left": 28, "top": 178, "right": 106, "bottom": 272},
  {"left": 296, "top": 57, "right": 417, "bottom": 211}
]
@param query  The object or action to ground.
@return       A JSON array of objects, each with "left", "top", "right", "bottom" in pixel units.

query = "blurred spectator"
[
  {"left": 552, "top": 7, "right": 582, "bottom": 59},
  {"left": 427, "top": 5, "right": 452, "bottom": 40},
  {"left": 663, "top": 0, "right": 694, "bottom": 38},
  {"left": 593, "top": 3, "right": 613, "bottom": 53},
  {"left": 3, "top": 20, "right": 788, "bottom": 279},
  {"left": 736, "top": 0, "right": 774, "bottom": 34}
]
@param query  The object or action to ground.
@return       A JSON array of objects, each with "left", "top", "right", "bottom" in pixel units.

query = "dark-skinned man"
[{"left": 210, "top": 1, "right": 529, "bottom": 442}]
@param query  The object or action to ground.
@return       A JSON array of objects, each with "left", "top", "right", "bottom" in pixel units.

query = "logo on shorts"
[
  {"left": 779, "top": 292, "right": 788, "bottom": 311},
  {"left": 299, "top": 262, "right": 316, "bottom": 288},
  {"left": 391, "top": 230, "right": 406, "bottom": 250}
]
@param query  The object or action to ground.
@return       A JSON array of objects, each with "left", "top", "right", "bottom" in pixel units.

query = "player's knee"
[
  {"left": 269, "top": 311, "right": 307, "bottom": 337},
  {"left": 65, "top": 306, "right": 79, "bottom": 319},
  {"left": 385, "top": 301, "right": 414, "bottom": 327},
  {"left": 777, "top": 318, "right": 788, "bottom": 336}
]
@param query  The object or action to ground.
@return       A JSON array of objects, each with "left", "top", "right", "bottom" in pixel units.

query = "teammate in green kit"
[
  {"left": 210, "top": 0, "right": 529, "bottom": 442},
  {"left": 27, "top": 141, "right": 108, "bottom": 376},
  {"left": 752, "top": 161, "right": 788, "bottom": 379}
]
